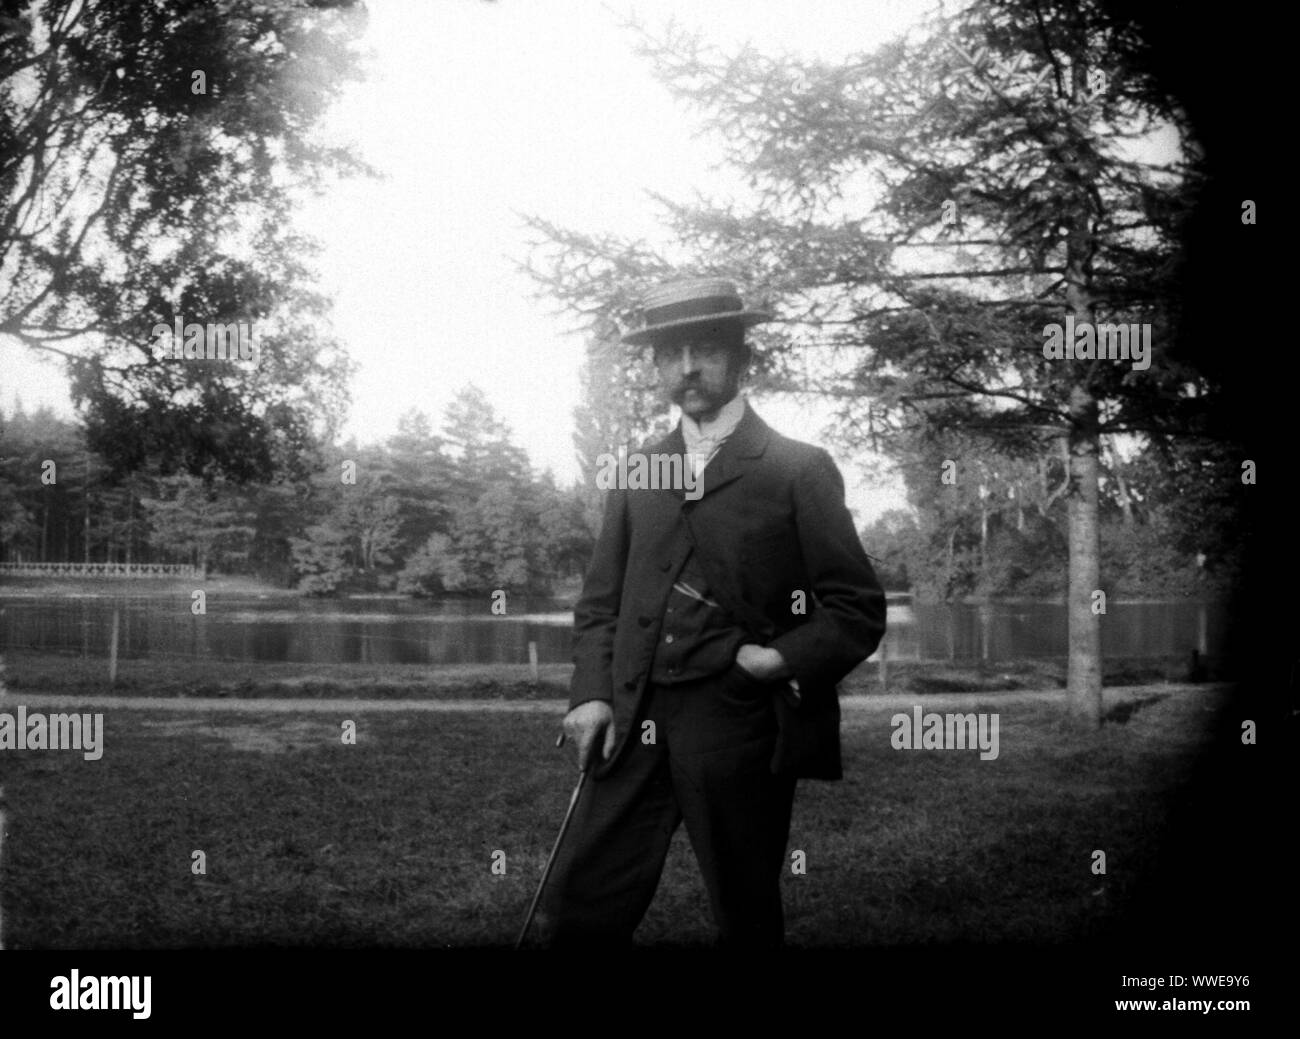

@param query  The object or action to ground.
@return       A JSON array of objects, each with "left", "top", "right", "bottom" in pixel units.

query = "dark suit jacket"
[{"left": 569, "top": 403, "right": 886, "bottom": 780}]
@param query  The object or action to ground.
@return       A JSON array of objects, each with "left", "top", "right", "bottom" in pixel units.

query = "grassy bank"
[
  {"left": 0, "top": 649, "right": 1214, "bottom": 701},
  {"left": 0, "top": 575, "right": 293, "bottom": 598},
  {"left": 1, "top": 651, "right": 575, "bottom": 700},
  {"left": 0, "top": 686, "right": 1243, "bottom": 949}
]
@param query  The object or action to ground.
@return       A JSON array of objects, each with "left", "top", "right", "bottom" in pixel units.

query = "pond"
[{"left": 0, "top": 593, "right": 1225, "bottom": 667}]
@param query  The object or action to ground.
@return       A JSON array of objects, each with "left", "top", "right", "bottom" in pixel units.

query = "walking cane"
[{"left": 514, "top": 732, "right": 589, "bottom": 950}]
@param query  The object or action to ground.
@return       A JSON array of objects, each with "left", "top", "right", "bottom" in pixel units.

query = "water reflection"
[{"left": 0, "top": 595, "right": 1225, "bottom": 666}]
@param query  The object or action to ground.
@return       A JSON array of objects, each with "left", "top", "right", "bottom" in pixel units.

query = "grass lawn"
[
  {"left": 0, "top": 647, "right": 1209, "bottom": 701},
  {"left": 0, "top": 685, "right": 1253, "bottom": 950}
]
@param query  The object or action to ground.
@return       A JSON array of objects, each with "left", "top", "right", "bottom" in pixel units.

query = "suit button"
[
  {"left": 624, "top": 680, "right": 637, "bottom": 691},
  {"left": 661, "top": 561, "right": 673, "bottom": 571},
  {"left": 638, "top": 616, "right": 652, "bottom": 628},
  {"left": 665, "top": 634, "right": 674, "bottom": 644}
]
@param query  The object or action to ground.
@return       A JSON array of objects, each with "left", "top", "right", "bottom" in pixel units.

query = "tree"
[
  {"left": 139, "top": 472, "right": 258, "bottom": 574},
  {"left": 879, "top": 426, "right": 1072, "bottom": 600},
  {"left": 290, "top": 516, "right": 353, "bottom": 596},
  {"left": 1, "top": 0, "right": 367, "bottom": 481},
  {"left": 570, "top": 319, "right": 672, "bottom": 536},
  {"left": 398, "top": 387, "right": 591, "bottom": 598},
  {"left": 399, "top": 477, "right": 591, "bottom": 598},
  {"left": 384, "top": 408, "right": 456, "bottom": 559},
  {"left": 0, "top": 403, "right": 95, "bottom": 561},
  {"left": 523, "top": 0, "right": 1223, "bottom": 727},
  {"left": 858, "top": 509, "right": 917, "bottom": 592},
  {"left": 0, "top": 404, "right": 41, "bottom": 559},
  {"left": 289, "top": 443, "right": 403, "bottom": 592},
  {"left": 530, "top": 471, "right": 596, "bottom": 588},
  {"left": 440, "top": 385, "right": 530, "bottom": 499}
]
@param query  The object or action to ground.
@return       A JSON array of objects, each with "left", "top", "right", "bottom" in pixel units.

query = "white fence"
[{"left": 0, "top": 562, "right": 198, "bottom": 578}]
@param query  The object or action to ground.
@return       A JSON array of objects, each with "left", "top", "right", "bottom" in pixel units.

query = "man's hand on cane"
[
  {"left": 520, "top": 707, "right": 606, "bottom": 949},
  {"left": 561, "top": 700, "right": 616, "bottom": 771}
]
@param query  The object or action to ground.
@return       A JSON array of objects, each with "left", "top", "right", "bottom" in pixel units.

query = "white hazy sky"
[{"left": 3, "top": 0, "right": 935, "bottom": 522}]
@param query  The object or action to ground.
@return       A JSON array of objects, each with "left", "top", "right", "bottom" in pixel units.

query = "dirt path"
[{"left": 1, "top": 683, "right": 1226, "bottom": 713}]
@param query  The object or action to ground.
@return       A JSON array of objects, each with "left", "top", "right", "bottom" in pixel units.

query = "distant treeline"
[
  {"left": 857, "top": 432, "right": 1241, "bottom": 602},
  {"left": 1, "top": 389, "right": 1237, "bottom": 601},
  {"left": 0, "top": 388, "right": 595, "bottom": 598}
]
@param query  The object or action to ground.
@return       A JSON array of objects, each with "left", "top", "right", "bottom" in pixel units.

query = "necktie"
[{"left": 686, "top": 430, "right": 731, "bottom": 480}]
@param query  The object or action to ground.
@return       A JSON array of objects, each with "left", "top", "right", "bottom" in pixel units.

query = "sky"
[{"left": 2, "top": 0, "right": 939, "bottom": 521}]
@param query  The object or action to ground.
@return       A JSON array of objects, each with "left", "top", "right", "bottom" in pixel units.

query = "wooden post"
[
  {"left": 1197, "top": 604, "right": 1208, "bottom": 657},
  {"left": 0, "top": 649, "right": 6, "bottom": 946},
  {"left": 878, "top": 637, "right": 887, "bottom": 695},
  {"left": 0, "top": 781, "right": 6, "bottom": 950},
  {"left": 528, "top": 640, "right": 539, "bottom": 687},
  {"left": 109, "top": 607, "right": 120, "bottom": 686}
]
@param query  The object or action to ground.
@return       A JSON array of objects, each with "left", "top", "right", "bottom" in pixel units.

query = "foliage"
[
  {"left": 569, "top": 319, "right": 672, "bottom": 536},
  {"left": 396, "top": 391, "right": 593, "bottom": 598},
  {"left": 138, "top": 472, "right": 258, "bottom": 573},
  {"left": 0, "top": 392, "right": 595, "bottom": 597},
  {"left": 521, "top": 2, "right": 1242, "bottom": 722},
  {"left": 1, "top": 0, "right": 368, "bottom": 480}
]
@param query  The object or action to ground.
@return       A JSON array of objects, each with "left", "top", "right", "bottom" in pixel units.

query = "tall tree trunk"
[
  {"left": 978, "top": 483, "right": 989, "bottom": 571},
  {"left": 1106, "top": 440, "right": 1135, "bottom": 525},
  {"left": 83, "top": 452, "right": 91, "bottom": 564},
  {"left": 1066, "top": 387, "right": 1103, "bottom": 727},
  {"left": 946, "top": 523, "right": 957, "bottom": 587},
  {"left": 1065, "top": 202, "right": 1103, "bottom": 727}
]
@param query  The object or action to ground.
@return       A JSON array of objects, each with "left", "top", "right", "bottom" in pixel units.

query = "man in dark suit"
[{"left": 539, "top": 278, "right": 886, "bottom": 949}]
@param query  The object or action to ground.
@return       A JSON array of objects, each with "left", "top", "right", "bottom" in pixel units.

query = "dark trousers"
[{"left": 538, "top": 668, "right": 798, "bottom": 949}]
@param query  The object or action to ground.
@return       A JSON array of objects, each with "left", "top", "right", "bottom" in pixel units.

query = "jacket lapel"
[
  {"left": 649, "top": 400, "right": 772, "bottom": 501},
  {"left": 694, "top": 401, "right": 769, "bottom": 500}
]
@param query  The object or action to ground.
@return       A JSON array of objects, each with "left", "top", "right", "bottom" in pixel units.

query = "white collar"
[{"left": 681, "top": 394, "right": 746, "bottom": 447}]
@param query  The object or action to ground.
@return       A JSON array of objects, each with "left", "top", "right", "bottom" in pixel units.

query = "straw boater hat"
[{"left": 621, "top": 278, "right": 772, "bottom": 346}]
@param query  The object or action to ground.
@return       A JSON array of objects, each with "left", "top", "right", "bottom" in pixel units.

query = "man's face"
[{"left": 651, "top": 329, "right": 746, "bottom": 421}]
